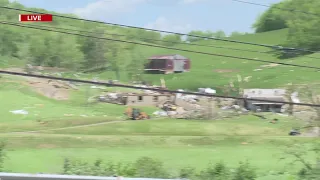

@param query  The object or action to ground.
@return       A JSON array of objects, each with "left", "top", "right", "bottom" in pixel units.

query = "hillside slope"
[
  {"left": 96, "top": 29, "right": 320, "bottom": 90},
  {"left": 2, "top": 0, "right": 320, "bottom": 92}
]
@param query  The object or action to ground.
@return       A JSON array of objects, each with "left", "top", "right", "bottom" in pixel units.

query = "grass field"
[
  {"left": 84, "top": 29, "right": 320, "bottom": 91},
  {"left": 0, "top": 28, "right": 319, "bottom": 179},
  {"left": 0, "top": 114, "right": 317, "bottom": 176}
]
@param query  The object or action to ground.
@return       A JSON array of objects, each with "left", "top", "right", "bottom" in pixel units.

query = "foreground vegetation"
[{"left": 0, "top": 139, "right": 319, "bottom": 180}]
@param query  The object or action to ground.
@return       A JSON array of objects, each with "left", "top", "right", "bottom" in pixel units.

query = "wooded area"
[
  {"left": 0, "top": 0, "right": 247, "bottom": 79},
  {"left": 253, "top": 0, "right": 320, "bottom": 53}
]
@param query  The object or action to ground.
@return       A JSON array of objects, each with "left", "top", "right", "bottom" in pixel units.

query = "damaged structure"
[
  {"left": 98, "top": 92, "right": 175, "bottom": 106},
  {"left": 121, "top": 93, "right": 175, "bottom": 106},
  {"left": 243, "top": 89, "right": 287, "bottom": 113},
  {"left": 144, "top": 54, "right": 191, "bottom": 74}
]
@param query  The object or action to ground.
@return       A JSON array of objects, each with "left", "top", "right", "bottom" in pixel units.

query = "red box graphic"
[{"left": 19, "top": 14, "right": 53, "bottom": 22}]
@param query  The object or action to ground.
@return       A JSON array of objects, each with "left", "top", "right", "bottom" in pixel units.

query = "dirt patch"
[
  {"left": 301, "top": 127, "right": 320, "bottom": 137},
  {"left": 260, "top": 63, "right": 280, "bottom": 68},
  {"left": 21, "top": 77, "right": 71, "bottom": 100},
  {"left": 32, "top": 66, "right": 67, "bottom": 72},
  {"left": 2, "top": 67, "right": 73, "bottom": 100},
  {"left": 37, "top": 144, "right": 57, "bottom": 149},
  {"left": 213, "top": 69, "right": 239, "bottom": 73}
]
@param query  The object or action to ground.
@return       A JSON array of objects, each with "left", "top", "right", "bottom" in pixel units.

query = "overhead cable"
[
  {"left": 2, "top": 21, "right": 320, "bottom": 71},
  {"left": 17, "top": 22, "right": 320, "bottom": 60},
  {"left": 0, "top": 70, "right": 319, "bottom": 107},
  {"left": 0, "top": 6, "right": 318, "bottom": 54},
  {"left": 230, "top": 0, "right": 320, "bottom": 16},
  {"left": 16, "top": 22, "right": 273, "bottom": 55}
]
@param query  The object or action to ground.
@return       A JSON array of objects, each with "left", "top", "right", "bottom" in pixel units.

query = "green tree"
[
  {"left": 105, "top": 39, "right": 130, "bottom": 80},
  {"left": 230, "top": 31, "right": 245, "bottom": 37},
  {"left": 162, "top": 34, "right": 182, "bottom": 46},
  {"left": 127, "top": 49, "right": 147, "bottom": 81},
  {"left": 186, "top": 30, "right": 226, "bottom": 42},
  {"left": 213, "top": 30, "right": 226, "bottom": 38},
  {"left": 252, "top": 0, "right": 291, "bottom": 33},
  {"left": 80, "top": 28, "right": 108, "bottom": 70}
]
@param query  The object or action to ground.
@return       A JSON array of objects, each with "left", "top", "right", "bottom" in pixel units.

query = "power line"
[
  {"left": 0, "top": 69, "right": 319, "bottom": 107},
  {"left": 230, "top": 0, "right": 320, "bottom": 16},
  {"left": 16, "top": 22, "right": 273, "bottom": 55},
  {"left": 6, "top": 22, "right": 320, "bottom": 61},
  {"left": 3, "top": 21, "right": 320, "bottom": 70},
  {"left": 0, "top": 6, "right": 318, "bottom": 54},
  {"left": 16, "top": 22, "right": 320, "bottom": 61}
]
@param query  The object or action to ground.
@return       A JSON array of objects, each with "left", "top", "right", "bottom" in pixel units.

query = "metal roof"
[
  {"left": 248, "top": 97, "right": 286, "bottom": 105},
  {"left": 243, "top": 89, "right": 286, "bottom": 96},
  {"left": 148, "top": 54, "right": 188, "bottom": 60}
]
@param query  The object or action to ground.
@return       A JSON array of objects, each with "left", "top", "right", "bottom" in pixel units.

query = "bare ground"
[
  {"left": 213, "top": 69, "right": 240, "bottom": 73},
  {"left": 2, "top": 67, "right": 73, "bottom": 100}
]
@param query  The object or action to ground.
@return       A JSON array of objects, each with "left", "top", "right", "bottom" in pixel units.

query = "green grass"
[
  {"left": 0, "top": 114, "right": 316, "bottom": 175},
  {"left": 1, "top": 28, "right": 319, "bottom": 177},
  {"left": 1, "top": 133, "right": 317, "bottom": 174},
  {"left": 88, "top": 29, "right": 320, "bottom": 90},
  {"left": 47, "top": 116, "right": 302, "bottom": 136},
  {"left": 0, "top": 80, "right": 157, "bottom": 123},
  {"left": 0, "top": 146, "right": 300, "bottom": 174}
]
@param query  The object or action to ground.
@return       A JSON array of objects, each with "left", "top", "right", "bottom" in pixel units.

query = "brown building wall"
[{"left": 124, "top": 95, "right": 175, "bottom": 106}]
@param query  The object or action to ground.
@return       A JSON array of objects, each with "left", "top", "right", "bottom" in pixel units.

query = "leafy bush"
[
  {"left": 197, "top": 161, "right": 230, "bottom": 180},
  {"left": 62, "top": 157, "right": 260, "bottom": 180},
  {"left": 232, "top": 161, "right": 256, "bottom": 180},
  {"left": 0, "top": 141, "right": 5, "bottom": 171}
]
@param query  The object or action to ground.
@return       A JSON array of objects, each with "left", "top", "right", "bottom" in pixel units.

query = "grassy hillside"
[
  {"left": 91, "top": 29, "right": 320, "bottom": 91},
  {"left": 1, "top": 1, "right": 319, "bottom": 178}
]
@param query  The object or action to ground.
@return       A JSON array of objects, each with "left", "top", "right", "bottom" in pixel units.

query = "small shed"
[
  {"left": 144, "top": 54, "right": 190, "bottom": 74},
  {"left": 243, "top": 89, "right": 286, "bottom": 112}
]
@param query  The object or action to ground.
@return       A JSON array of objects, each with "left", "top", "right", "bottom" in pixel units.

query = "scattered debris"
[
  {"left": 153, "top": 111, "right": 168, "bottom": 116},
  {"left": 10, "top": 110, "right": 28, "bottom": 115},
  {"left": 260, "top": 63, "right": 279, "bottom": 68},
  {"left": 198, "top": 88, "right": 216, "bottom": 94},
  {"left": 90, "top": 86, "right": 106, "bottom": 89}
]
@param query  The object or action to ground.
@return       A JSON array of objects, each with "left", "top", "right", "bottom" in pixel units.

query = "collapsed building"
[
  {"left": 120, "top": 93, "right": 175, "bottom": 106},
  {"left": 242, "top": 89, "right": 300, "bottom": 113},
  {"left": 98, "top": 92, "right": 175, "bottom": 106}
]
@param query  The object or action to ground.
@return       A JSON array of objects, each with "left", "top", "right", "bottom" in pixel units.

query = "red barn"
[{"left": 144, "top": 54, "right": 191, "bottom": 74}]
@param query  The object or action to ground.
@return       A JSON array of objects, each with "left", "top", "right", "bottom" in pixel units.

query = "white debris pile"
[
  {"left": 153, "top": 106, "right": 188, "bottom": 118},
  {"left": 176, "top": 89, "right": 198, "bottom": 103},
  {"left": 134, "top": 84, "right": 163, "bottom": 94},
  {"left": 198, "top": 88, "right": 216, "bottom": 94},
  {"left": 10, "top": 110, "right": 28, "bottom": 115},
  {"left": 90, "top": 86, "right": 106, "bottom": 90},
  {"left": 180, "top": 95, "right": 198, "bottom": 103},
  {"left": 98, "top": 93, "right": 121, "bottom": 103},
  {"left": 153, "top": 111, "right": 168, "bottom": 116}
]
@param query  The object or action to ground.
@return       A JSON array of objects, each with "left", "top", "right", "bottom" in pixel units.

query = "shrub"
[
  {"left": 232, "top": 161, "right": 256, "bottom": 180},
  {"left": 61, "top": 157, "right": 260, "bottom": 179},
  {"left": 0, "top": 141, "right": 5, "bottom": 171}
]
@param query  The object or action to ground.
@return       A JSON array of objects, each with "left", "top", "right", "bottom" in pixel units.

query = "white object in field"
[
  {"left": 198, "top": 88, "right": 216, "bottom": 94},
  {"left": 10, "top": 110, "right": 28, "bottom": 115}
]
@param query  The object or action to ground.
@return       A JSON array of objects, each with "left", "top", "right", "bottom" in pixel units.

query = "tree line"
[
  {"left": 253, "top": 0, "right": 320, "bottom": 56},
  {"left": 1, "top": 0, "right": 246, "bottom": 80}
]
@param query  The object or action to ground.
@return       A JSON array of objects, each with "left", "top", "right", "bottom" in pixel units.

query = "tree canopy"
[{"left": 253, "top": 0, "right": 320, "bottom": 55}]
